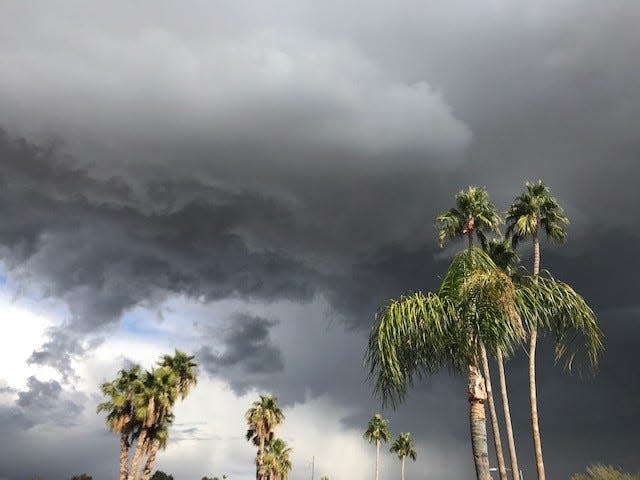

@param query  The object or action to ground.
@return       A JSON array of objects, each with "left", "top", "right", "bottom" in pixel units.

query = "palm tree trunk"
[
  {"left": 376, "top": 439, "right": 380, "bottom": 480},
  {"left": 496, "top": 349, "right": 520, "bottom": 480},
  {"left": 481, "top": 346, "right": 507, "bottom": 480},
  {"left": 529, "top": 329, "right": 544, "bottom": 480},
  {"left": 401, "top": 456, "right": 405, "bottom": 480},
  {"left": 533, "top": 233, "right": 540, "bottom": 276},
  {"left": 468, "top": 363, "right": 491, "bottom": 480},
  {"left": 119, "top": 434, "right": 129, "bottom": 480},
  {"left": 127, "top": 428, "right": 148, "bottom": 480},
  {"left": 141, "top": 439, "right": 159, "bottom": 480},
  {"left": 258, "top": 437, "right": 265, "bottom": 480},
  {"left": 530, "top": 235, "right": 545, "bottom": 480}
]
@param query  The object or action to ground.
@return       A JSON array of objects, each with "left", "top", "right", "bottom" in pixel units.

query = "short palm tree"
[
  {"left": 261, "top": 438, "right": 292, "bottom": 480},
  {"left": 246, "top": 396, "right": 285, "bottom": 480},
  {"left": 390, "top": 433, "right": 417, "bottom": 480},
  {"left": 97, "top": 365, "right": 141, "bottom": 480},
  {"left": 437, "top": 186, "right": 508, "bottom": 480},
  {"left": 506, "top": 180, "right": 569, "bottom": 480},
  {"left": 364, "top": 414, "right": 391, "bottom": 480}
]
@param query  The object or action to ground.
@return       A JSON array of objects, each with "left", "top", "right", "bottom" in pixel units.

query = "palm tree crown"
[
  {"left": 506, "top": 180, "right": 569, "bottom": 248},
  {"left": 158, "top": 350, "right": 198, "bottom": 399},
  {"left": 245, "top": 395, "right": 285, "bottom": 444},
  {"left": 390, "top": 432, "right": 417, "bottom": 461},
  {"left": 364, "top": 414, "right": 391, "bottom": 444},
  {"left": 97, "top": 365, "right": 141, "bottom": 435},
  {"left": 437, "top": 186, "right": 502, "bottom": 249}
]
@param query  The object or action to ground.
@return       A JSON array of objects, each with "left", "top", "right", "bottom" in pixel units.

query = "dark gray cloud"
[
  {"left": 1, "top": 1, "right": 640, "bottom": 479},
  {"left": 0, "top": 376, "right": 85, "bottom": 431},
  {"left": 197, "top": 312, "right": 284, "bottom": 382}
]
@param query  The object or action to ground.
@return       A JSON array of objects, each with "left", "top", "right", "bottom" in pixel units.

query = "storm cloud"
[{"left": 0, "top": 1, "right": 639, "bottom": 480}]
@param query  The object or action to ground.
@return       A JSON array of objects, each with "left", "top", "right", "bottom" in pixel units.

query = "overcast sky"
[{"left": 0, "top": 2, "right": 639, "bottom": 480}]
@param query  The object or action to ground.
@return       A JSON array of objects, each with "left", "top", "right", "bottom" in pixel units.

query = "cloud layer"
[{"left": 1, "top": 1, "right": 640, "bottom": 480}]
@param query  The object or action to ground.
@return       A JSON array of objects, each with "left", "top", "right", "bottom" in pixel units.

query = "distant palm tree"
[
  {"left": 506, "top": 180, "right": 569, "bottom": 480},
  {"left": 246, "top": 396, "right": 285, "bottom": 480},
  {"left": 97, "top": 365, "right": 141, "bottom": 480},
  {"left": 437, "top": 186, "right": 508, "bottom": 480},
  {"left": 364, "top": 414, "right": 391, "bottom": 480},
  {"left": 390, "top": 433, "right": 417, "bottom": 480},
  {"left": 261, "top": 438, "right": 292, "bottom": 480}
]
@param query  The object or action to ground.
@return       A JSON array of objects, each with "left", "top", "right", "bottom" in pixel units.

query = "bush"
[{"left": 571, "top": 465, "right": 640, "bottom": 480}]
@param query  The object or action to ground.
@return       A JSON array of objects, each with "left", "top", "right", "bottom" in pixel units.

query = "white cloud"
[{"left": 0, "top": 295, "right": 59, "bottom": 390}]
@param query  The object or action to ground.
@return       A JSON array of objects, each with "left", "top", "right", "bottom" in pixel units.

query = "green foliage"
[
  {"left": 506, "top": 180, "right": 569, "bottom": 247},
  {"left": 390, "top": 432, "right": 417, "bottom": 461},
  {"left": 150, "top": 471, "right": 173, "bottom": 480},
  {"left": 364, "top": 414, "right": 391, "bottom": 443},
  {"left": 366, "top": 248, "right": 525, "bottom": 406},
  {"left": 366, "top": 245, "right": 603, "bottom": 406},
  {"left": 245, "top": 395, "right": 285, "bottom": 445},
  {"left": 261, "top": 438, "right": 293, "bottom": 480},
  {"left": 436, "top": 186, "right": 501, "bottom": 249},
  {"left": 571, "top": 465, "right": 640, "bottom": 480}
]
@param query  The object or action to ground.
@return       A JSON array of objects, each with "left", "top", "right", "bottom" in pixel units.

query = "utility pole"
[{"left": 311, "top": 456, "right": 315, "bottom": 480}]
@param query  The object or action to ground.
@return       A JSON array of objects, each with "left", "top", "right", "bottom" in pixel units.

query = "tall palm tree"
[
  {"left": 506, "top": 180, "right": 569, "bottom": 480},
  {"left": 485, "top": 238, "right": 521, "bottom": 480},
  {"left": 437, "top": 186, "right": 508, "bottom": 480},
  {"left": 390, "top": 433, "right": 417, "bottom": 480},
  {"left": 97, "top": 365, "right": 141, "bottom": 480},
  {"left": 261, "top": 438, "right": 292, "bottom": 480},
  {"left": 364, "top": 414, "right": 391, "bottom": 480},
  {"left": 127, "top": 368, "right": 178, "bottom": 480},
  {"left": 246, "top": 395, "right": 285, "bottom": 480}
]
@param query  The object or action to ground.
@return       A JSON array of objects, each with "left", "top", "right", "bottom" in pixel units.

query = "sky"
[{"left": 0, "top": 1, "right": 639, "bottom": 479}]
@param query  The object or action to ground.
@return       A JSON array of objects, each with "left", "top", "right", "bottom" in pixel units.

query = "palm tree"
[
  {"left": 364, "top": 414, "right": 391, "bottom": 480},
  {"left": 261, "top": 438, "right": 292, "bottom": 480},
  {"left": 390, "top": 433, "right": 417, "bottom": 480},
  {"left": 367, "top": 248, "right": 527, "bottom": 480},
  {"left": 127, "top": 367, "right": 178, "bottom": 480},
  {"left": 506, "top": 180, "right": 569, "bottom": 480},
  {"left": 484, "top": 238, "right": 521, "bottom": 480},
  {"left": 246, "top": 396, "right": 285, "bottom": 480},
  {"left": 97, "top": 365, "right": 141, "bottom": 480},
  {"left": 138, "top": 351, "right": 198, "bottom": 480},
  {"left": 437, "top": 186, "right": 508, "bottom": 480}
]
